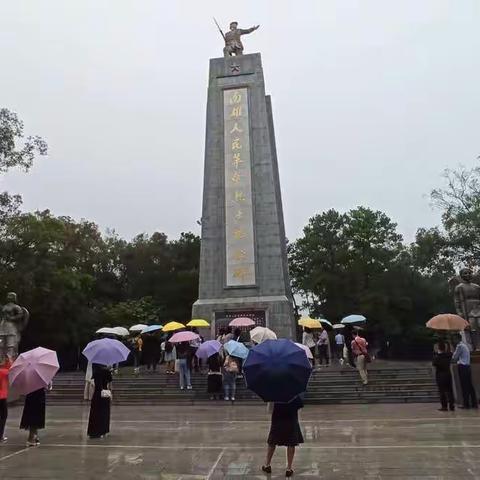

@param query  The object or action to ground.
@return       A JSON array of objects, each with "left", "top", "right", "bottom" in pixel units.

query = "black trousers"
[
  {"left": 0, "top": 399, "right": 7, "bottom": 438},
  {"left": 318, "top": 345, "right": 329, "bottom": 365},
  {"left": 436, "top": 374, "right": 454, "bottom": 410},
  {"left": 458, "top": 365, "right": 478, "bottom": 408}
]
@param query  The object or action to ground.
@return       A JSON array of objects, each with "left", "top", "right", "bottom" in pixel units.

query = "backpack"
[{"left": 224, "top": 356, "right": 239, "bottom": 374}]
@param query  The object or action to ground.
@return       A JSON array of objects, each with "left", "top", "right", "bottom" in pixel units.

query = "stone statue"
[
  {"left": 218, "top": 21, "right": 260, "bottom": 57},
  {"left": 454, "top": 268, "right": 480, "bottom": 350},
  {"left": 0, "top": 292, "right": 29, "bottom": 358}
]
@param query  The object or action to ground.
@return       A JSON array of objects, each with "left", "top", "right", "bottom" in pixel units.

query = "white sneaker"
[
  {"left": 187, "top": 385, "right": 192, "bottom": 390},
  {"left": 180, "top": 386, "right": 184, "bottom": 390},
  {"left": 231, "top": 397, "right": 235, "bottom": 401},
  {"left": 224, "top": 396, "right": 230, "bottom": 401},
  {"left": 1, "top": 437, "right": 7, "bottom": 443}
]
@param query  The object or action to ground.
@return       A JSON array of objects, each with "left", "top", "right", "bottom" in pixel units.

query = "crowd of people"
[
  {"left": 302, "top": 326, "right": 370, "bottom": 385},
  {"left": 432, "top": 333, "right": 478, "bottom": 411}
]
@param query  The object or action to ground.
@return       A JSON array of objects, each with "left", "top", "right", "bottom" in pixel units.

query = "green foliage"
[
  {"left": 289, "top": 207, "right": 453, "bottom": 356},
  {"left": 0, "top": 210, "right": 200, "bottom": 361},
  {"left": 0, "top": 108, "right": 47, "bottom": 173},
  {"left": 431, "top": 163, "right": 480, "bottom": 265}
]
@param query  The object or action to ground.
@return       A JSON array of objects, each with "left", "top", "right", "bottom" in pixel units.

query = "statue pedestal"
[{"left": 452, "top": 352, "right": 480, "bottom": 406}]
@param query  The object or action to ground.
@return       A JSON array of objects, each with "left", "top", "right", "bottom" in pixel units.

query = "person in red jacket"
[{"left": 0, "top": 355, "right": 12, "bottom": 442}]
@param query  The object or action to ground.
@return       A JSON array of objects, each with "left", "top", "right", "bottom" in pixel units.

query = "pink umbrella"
[
  {"left": 229, "top": 317, "right": 255, "bottom": 327},
  {"left": 294, "top": 342, "right": 314, "bottom": 360},
  {"left": 9, "top": 347, "right": 59, "bottom": 395},
  {"left": 169, "top": 331, "right": 200, "bottom": 343}
]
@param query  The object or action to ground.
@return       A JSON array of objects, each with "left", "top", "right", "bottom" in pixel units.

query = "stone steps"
[{"left": 45, "top": 366, "right": 439, "bottom": 405}]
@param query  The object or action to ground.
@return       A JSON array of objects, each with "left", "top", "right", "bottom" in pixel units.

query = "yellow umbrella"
[
  {"left": 162, "top": 321, "right": 185, "bottom": 332},
  {"left": 187, "top": 319, "right": 210, "bottom": 327},
  {"left": 298, "top": 317, "right": 323, "bottom": 329}
]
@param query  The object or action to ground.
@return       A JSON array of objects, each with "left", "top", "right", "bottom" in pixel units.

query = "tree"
[
  {"left": 0, "top": 108, "right": 47, "bottom": 172},
  {"left": 0, "top": 108, "right": 48, "bottom": 224},
  {"left": 289, "top": 207, "right": 452, "bottom": 357},
  {"left": 431, "top": 162, "right": 480, "bottom": 265}
]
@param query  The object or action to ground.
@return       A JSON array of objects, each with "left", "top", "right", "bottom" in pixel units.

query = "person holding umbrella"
[
  {"left": 87, "top": 364, "right": 113, "bottom": 438},
  {"left": 9, "top": 347, "right": 60, "bottom": 447},
  {"left": 262, "top": 395, "right": 304, "bottom": 477},
  {"left": 243, "top": 339, "right": 311, "bottom": 477},
  {"left": 82, "top": 338, "right": 130, "bottom": 438}
]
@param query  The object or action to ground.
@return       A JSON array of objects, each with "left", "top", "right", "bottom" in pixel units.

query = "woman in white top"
[{"left": 302, "top": 328, "right": 316, "bottom": 365}]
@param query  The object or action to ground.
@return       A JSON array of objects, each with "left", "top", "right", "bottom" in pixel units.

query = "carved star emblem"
[{"left": 230, "top": 64, "right": 240, "bottom": 73}]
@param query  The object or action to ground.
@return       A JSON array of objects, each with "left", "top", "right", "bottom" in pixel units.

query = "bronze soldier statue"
[
  {"left": 216, "top": 21, "right": 260, "bottom": 57},
  {"left": 0, "top": 292, "right": 29, "bottom": 358},
  {"left": 454, "top": 268, "right": 480, "bottom": 350}
]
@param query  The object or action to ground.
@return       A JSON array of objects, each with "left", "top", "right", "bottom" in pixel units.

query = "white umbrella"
[
  {"left": 96, "top": 327, "right": 117, "bottom": 335},
  {"left": 129, "top": 324, "right": 148, "bottom": 332},
  {"left": 332, "top": 324, "right": 345, "bottom": 330},
  {"left": 112, "top": 326, "right": 130, "bottom": 337},
  {"left": 250, "top": 326, "right": 277, "bottom": 344}
]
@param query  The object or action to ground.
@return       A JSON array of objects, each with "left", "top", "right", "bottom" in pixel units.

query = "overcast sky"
[{"left": 1, "top": 1, "right": 479, "bottom": 243}]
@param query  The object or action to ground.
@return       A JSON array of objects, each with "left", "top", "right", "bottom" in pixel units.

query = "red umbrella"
[{"left": 426, "top": 314, "right": 469, "bottom": 331}]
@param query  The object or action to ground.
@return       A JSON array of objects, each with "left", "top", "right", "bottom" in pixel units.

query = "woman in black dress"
[
  {"left": 20, "top": 387, "right": 47, "bottom": 446},
  {"left": 207, "top": 353, "right": 223, "bottom": 400},
  {"left": 87, "top": 364, "right": 113, "bottom": 439},
  {"left": 262, "top": 395, "right": 304, "bottom": 477}
]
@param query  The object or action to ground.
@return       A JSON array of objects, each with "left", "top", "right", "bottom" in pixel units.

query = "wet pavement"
[{"left": 1, "top": 403, "right": 480, "bottom": 478}]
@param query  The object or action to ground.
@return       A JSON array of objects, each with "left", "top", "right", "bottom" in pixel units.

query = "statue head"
[
  {"left": 460, "top": 268, "right": 473, "bottom": 283},
  {"left": 230, "top": 21, "right": 238, "bottom": 30},
  {"left": 6, "top": 292, "right": 17, "bottom": 303}
]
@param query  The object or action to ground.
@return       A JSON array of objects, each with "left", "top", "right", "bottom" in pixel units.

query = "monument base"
[{"left": 192, "top": 295, "right": 295, "bottom": 340}]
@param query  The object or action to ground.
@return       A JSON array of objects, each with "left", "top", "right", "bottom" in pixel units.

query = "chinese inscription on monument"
[{"left": 224, "top": 88, "right": 256, "bottom": 286}]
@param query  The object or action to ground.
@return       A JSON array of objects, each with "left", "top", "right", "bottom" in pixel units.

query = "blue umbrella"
[
  {"left": 224, "top": 340, "right": 249, "bottom": 360},
  {"left": 243, "top": 339, "right": 312, "bottom": 403},
  {"left": 341, "top": 314, "right": 366, "bottom": 325},
  {"left": 141, "top": 324, "right": 163, "bottom": 334},
  {"left": 82, "top": 338, "right": 130, "bottom": 366}
]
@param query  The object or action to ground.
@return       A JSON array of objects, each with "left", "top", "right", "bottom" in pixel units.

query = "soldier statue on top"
[
  {"left": 215, "top": 20, "right": 260, "bottom": 57},
  {"left": 0, "top": 292, "right": 29, "bottom": 359}
]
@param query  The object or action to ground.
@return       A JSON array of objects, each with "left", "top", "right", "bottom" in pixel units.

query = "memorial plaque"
[
  {"left": 224, "top": 88, "right": 256, "bottom": 287},
  {"left": 215, "top": 310, "right": 266, "bottom": 336}
]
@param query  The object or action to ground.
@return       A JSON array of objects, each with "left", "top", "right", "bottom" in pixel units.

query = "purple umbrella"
[
  {"left": 9, "top": 347, "right": 59, "bottom": 395},
  {"left": 169, "top": 331, "right": 199, "bottom": 343},
  {"left": 82, "top": 338, "right": 130, "bottom": 366},
  {"left": 195, "top": 340, "right": 221, "bottom": 359}
]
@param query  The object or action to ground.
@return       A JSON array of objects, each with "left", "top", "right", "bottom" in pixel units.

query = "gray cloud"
[{"left": 1, "top": 1, "right": 479, "bottom": 242}]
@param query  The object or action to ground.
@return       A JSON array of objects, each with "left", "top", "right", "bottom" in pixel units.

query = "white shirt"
[
  {"left": 302, "top": 331, "right": 316, "bottom": 348},
  {"left": 335, "top": 334, "right": 345, "bottom": 345}
]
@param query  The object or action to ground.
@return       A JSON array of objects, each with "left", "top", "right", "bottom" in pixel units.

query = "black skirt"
[
  {"left": 267, "top": 400, "right": 304, "bottom": 447},
  {"left": 207, "top": 373, "right": 222, "bottom": 393},
  {"left": 20, "top": 388, "right": 46, "bottom": 430}
]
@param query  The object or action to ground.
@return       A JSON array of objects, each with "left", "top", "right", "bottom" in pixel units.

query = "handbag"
[{"left": 101, "top": 389, "right": 112, "bottom": 399}]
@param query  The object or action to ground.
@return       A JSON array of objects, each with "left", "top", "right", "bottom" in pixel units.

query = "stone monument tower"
[{"left": 192, "top": 49, "right": 295, "bottom": 338}]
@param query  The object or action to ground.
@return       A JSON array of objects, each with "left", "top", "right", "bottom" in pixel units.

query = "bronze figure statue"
[
  {"left": 0, "top": 292, "right": 29, "bottom": 358},
  {"left": 215, "top": 20, "right": 260, "bottom": 57},
  {"left": 454, "top": 268, "right": 480, "bottom": 350}
]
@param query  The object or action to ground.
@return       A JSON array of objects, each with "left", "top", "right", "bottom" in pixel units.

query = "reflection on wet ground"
[{"left": 1, "top": 403, "right": 479, "bottom": 478}]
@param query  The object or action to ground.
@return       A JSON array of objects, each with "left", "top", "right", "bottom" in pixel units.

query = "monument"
[
  {"left": 0, "top": 292, "right": 29, "bottom": 359},
  {"left": 192, "top": 22, "right": 296, "bottom": 339}
]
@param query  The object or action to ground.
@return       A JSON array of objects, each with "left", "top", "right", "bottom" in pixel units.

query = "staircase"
[{"left": 46, "top": 365, "right": 438, "bottom": 405}]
